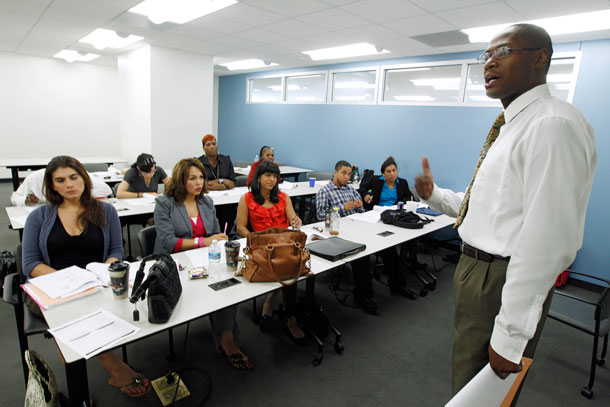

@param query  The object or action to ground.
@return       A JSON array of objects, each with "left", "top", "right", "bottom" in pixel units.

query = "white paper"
[
  {"left": 49, "top": 309, "right": 139, "bottom": 359},
  {"left": 208, "top": 190, "right": 229, "bottom": 197},
  {"left": 317, "top": 180, "right": 330, "bottom": 186},
  {"left": 123, "top": 197, "right": 155, "bottom": 206},
  {"left": 445, "top": 363, "right": 519, "bottom": 407},
  {"left": 23, "top": 206, "right": 37, "bottom": 213},
  {"left": 127, "top": 260, "right": 155, "bottom": 283},
  {"left": 29, "top": 266, "right": 102, "bottom": 299},
  {"left": 279, "top": 181, "right": 296, "bottom": 190},
  {"left": 348, "top": 211, "right": 383, "bottom": 223},
  {"left": 184, "top": 248, "right": 210, "bottom": 268},
  {"left": 13, "top": 214, "right": 29, "bottom": 227},
  {"left": 86, "top": 262, "right": 110, "bottom": 285},
  {"left": 107, "top": 166, "right": 122, "bottom": 175}
]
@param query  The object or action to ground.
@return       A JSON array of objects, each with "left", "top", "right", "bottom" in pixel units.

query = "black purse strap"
[{"left": 129, "top": 254, "right": 166, "bottom": 304}]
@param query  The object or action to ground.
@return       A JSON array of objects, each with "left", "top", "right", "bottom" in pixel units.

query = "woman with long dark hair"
[
  {"left": 236, "top": 161, "right": 305, "bottom": 344},
  {"left": 154, "top": 158, "right": 253, "bottom": 369},
  {"left": 22, "top": 156, "right": 151, "bottom": 397}
]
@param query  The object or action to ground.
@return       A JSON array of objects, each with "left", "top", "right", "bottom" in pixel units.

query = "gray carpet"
[{"left": 1, "top": 181, "right": 608, "bottom": 406}]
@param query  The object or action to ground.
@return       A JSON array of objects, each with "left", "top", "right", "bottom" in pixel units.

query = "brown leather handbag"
[{"left": 238, "top": 228, "right": 312, "bottom": 285}]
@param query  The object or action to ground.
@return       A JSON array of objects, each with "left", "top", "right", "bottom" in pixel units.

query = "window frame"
[
  {"left": 283, "top": 70, "right": 328, "bottom": 105},
  {"left": 327, "top": 66, "right": 380, "bottom": 105}
]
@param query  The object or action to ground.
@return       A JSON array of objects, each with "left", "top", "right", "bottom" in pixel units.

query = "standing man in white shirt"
[{"left": 415, "top": 24, "right": 597, "bottom": 395}]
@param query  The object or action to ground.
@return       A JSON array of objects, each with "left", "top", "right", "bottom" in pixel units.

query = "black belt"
[{"left": 461, "top": 243, "right": 510, "bottom": 263}]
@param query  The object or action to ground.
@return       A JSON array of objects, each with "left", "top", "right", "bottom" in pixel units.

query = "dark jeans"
[{"left": 351, "top": 256, "right": 373, "bottom": 300}]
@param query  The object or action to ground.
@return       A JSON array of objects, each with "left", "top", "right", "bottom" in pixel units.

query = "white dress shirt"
[
  {"left": 10, "top": 168, "right": 112, "bottom": 206},
  {"left": 425, "top": 84, "right": 597, "bottom": 363}
]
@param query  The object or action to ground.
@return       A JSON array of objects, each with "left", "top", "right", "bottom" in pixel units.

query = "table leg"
[
  {"left": 11, "top": 168, "right": 20, "bottom": 191},
  {"left": 66, "top": 358, "right": 90, "bottom": 406}
]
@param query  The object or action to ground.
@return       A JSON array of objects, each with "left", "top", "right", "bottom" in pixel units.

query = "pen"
[{"left": 223, "top": 223, "right": 228, "bottom": 235}]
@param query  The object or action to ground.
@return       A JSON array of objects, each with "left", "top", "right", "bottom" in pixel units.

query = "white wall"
[
  {"left": 150, "top": 46, "right": 214, "bottom": 171},
  {"left": 0, "top": 51, "right": 120, "bottom": 177},
  {"left": 118, "top": 46, "right": 152, "bottom": 166}
]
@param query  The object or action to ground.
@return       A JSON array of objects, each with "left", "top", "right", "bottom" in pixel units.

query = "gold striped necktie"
[{"left": 454, "top": 112, "right": 505, "bottom": 228}]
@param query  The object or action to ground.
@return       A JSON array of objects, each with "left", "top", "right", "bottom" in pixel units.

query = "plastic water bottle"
[
  {"left": 209, "top": 239, "right": 221, "bottom": 263},
  {"left": 254, "top": 154, "right": 259, "bottom": 163},
  {"left": 330, "top": 207, "right": 340, "bottom": 236}
]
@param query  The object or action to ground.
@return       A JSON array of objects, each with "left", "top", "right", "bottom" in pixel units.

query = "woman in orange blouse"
[{"left": 236, "top": 161, "right": 305, "bottom": 344}]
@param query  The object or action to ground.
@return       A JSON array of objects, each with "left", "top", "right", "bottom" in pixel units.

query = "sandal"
[
  {"left": 108, "top": 374, "right": 151, "bottom": 398},
  {"left": 218, "top": 347, "right": 254, "bottom": 370}
]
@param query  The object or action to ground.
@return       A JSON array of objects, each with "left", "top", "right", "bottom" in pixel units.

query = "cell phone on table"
[
  {"left": 209, "top": 278, "right": 241, "bottom": 291},
  {"left": 377, "top": 231, "right": 394, "bottom": 237}
]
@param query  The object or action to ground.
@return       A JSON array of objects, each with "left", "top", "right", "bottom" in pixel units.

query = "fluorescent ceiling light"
[
  {"left": 53, "top": 50, "right": 100, "bottom": 63},
  {"left": 461, "top": 9, "right": 610, "bottom": 43},
  {"left": 130, "top": 0, "right": 237, "bottom": 25},
  {"left": 394, "top": 95, "right": 435, "bottom": 102},
  {"left": 303, "top": 43, "right": 389, "bottom": 61},
  {"left": 220, "top": 59, "right": 278, "bottom": 71},
  {"left": 79, "top": 28, "right": 143, "bottom": 50}
]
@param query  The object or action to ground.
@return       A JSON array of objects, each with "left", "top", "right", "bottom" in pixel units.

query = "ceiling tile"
[
  {"left": 89, "top": 0, "right": 141, "bottom": 9},
  {"left": 181, "top": 41, "right": 239, "bottom": 56},
  {"left": 213, "top": 2, "right": 285, "bottom": 26},
  {"left": 47, "top": 0, "right": 123, "bottom": 21},
  {"left": 506, "top": 0, "right": 610, "bottom": 19},
  {"left": 0, "top": 0, "right": 51, "bottom": 16},
  {"left": 435, "top": 43, "right": 487, "bottom": 53},
  {"left": 374, "top": 36, "right": 441, "bottom": 53},
  {"left": 338, "top": 24, "right": 403, "bottom": 42},
  {"left": 297, "top": 7, "right": 370, "bottom": 30},
  {"left": 435, "top": 2, "right": 526, "bottom": 29},
  {"left": 320, "top": 0, "right": 361, "bottom": 5},
  {"left": 232, "top": 28, "right": 291, "bottom": 43},
  {"left": 187, "top": 15, "right": 253, "bottom": 35},
  {"left": 263, "top": 19, "right": 326, "bottom": 37},
  {"left": 340, "top": 0, "right": 427, "bottom": 23},
  {"left": 243, "top": 0, "right": 330, "bottom": 17},
  {"left": 146, "top": 33, "right": 201, "bottom": 48},
  {"left": 164, "top": 23, "right": 224, "bottom": 41},
  {"left": 102, "top": 20, "right": 162, "bottom": 38},
  {"left": 383, "top": 14, "right": 456, "bottom": 36},
  {"left": 205, "top": 35, "right": 263, "bottom": 50},
  {"left": 409, "top": 0, "right": 497, "bottom": 13},
  {"left": 0, "top": 9, "right": 39, "bottom": 25}
]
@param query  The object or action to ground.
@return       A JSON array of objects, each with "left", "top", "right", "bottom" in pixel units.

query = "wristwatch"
[{"left": 219, "top": 178, "right": 224, "bottom": 184}]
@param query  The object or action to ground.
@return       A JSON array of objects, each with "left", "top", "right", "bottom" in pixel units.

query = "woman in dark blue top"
[
  {"left": 22, "top": 156, "right": 151, "bottom": 398},
  {"left": 358, "top": 156, "right": 418, "bottom": 300}
]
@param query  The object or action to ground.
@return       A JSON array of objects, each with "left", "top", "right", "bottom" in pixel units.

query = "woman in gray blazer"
[{"left": 154, "top": 158, "right": 253, "bottom": 370}]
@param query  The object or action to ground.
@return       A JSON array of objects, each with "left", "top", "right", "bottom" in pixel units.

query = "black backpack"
[
  {"left": 380, "top": 209, "right": 432, "bottom": 229},
  {"left": 359, "top": 169, "right": 375, "bottom": 190},
  {"left": 0, "top": 250, "right": 17, "bottom": 296}
]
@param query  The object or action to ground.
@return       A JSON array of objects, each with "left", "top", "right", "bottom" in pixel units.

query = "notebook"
[{"left": 306, "top": 237, "right": 366, "bottom": 262}]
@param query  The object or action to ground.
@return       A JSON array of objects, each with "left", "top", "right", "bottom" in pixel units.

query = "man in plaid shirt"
[{"left": 315, "top": 160, "right": 380, "bottom": 315}]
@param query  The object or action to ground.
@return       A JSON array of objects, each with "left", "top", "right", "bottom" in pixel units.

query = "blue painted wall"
[{"left": 218, "top": 40, "right": 609, "bottom": 280}]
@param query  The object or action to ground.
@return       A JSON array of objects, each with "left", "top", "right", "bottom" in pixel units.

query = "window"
[
  {"left": 329, "top": 68, "right": 378, "bottom": 104},
  {"left": 285, "top": 73, "right": 326, "bottom": 103},
  {"left": 546, "top": 56, "right": 579, "bottom": 102},
  {"left": 382, "top": 64, "right": 463, "bottom": 104},
  {"left": 464, "top": 63, "right": 491, "bottom": 104},
  {"left": 248, "top": 76, "right": 282, "bottom": 103}
]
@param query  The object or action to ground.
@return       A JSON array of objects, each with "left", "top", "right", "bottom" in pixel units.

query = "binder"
[{"left": 306, "top": 236, "right": 366, "bottom": 261}]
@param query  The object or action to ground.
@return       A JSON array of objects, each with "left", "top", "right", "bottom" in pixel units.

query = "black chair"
[
  {"left": 548, "top": 271, "right": 609, "bottom": 399},
  {"left": 235, "top": 175, "right": 248, "bottom": 187},
  {"left": 137, "top": 226, "right": 157, "bottom": 259},
  {"left": 2, "top": 244, "right": 50, "bottom": 385}
]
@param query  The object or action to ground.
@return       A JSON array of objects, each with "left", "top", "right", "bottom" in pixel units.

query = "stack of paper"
[
  {"left": 29, "top": 266, "right": 103, "bottom": 299},
  {"left": 279, "top": 181, "right": 296, "bottom": 190},
  {"left": 49, "top": 309, "right": 139, "bottom": 359}
]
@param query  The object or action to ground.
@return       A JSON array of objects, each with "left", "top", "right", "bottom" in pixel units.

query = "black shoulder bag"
[
  {"left": 380, "top": 209, "right": 433, "bottom": 229},
  {"left": 130, "top": 254, "right": 182, "bottom": 324}
]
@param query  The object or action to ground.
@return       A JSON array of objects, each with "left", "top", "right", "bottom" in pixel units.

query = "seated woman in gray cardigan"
[
  {"left": 153, "top": 158, "right": 253, "bottom": 370},
  {"left": 22, "top": 156, "right": 151, "bottom": 397}
]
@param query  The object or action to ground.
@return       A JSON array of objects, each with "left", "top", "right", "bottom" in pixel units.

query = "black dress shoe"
[
  {"left": 355, "top": 297, "right": 381, "bottom": 316},
  {"left": 390, "top": 285, "right": 418, "bottom": 300},
  {"left": 258, "top": 314, "right": 273, "bottom": 332}
]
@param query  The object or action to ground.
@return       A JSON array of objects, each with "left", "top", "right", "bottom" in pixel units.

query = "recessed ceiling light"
[
  {"left": 53, "top": 50, "right": 100, "bottom": 63},
  {"left": 219, "top": 59, "right": 278, "bottom": 71},
  {"left": 130, "top": 0, "right": 238, "bottom": 25},
  {"left": 302, "top": 43, "right": 389, "bottom": 61},
  {"left": 79, "top": 28, "right": 143, "bottom": 50},
  {"left": 461, "top": 9, "right": 610, "bottom": 43}
]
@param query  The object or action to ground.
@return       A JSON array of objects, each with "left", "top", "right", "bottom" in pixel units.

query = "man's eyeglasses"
[{"left": 477, "top": 46, "right": 542, "bottom": 64}]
